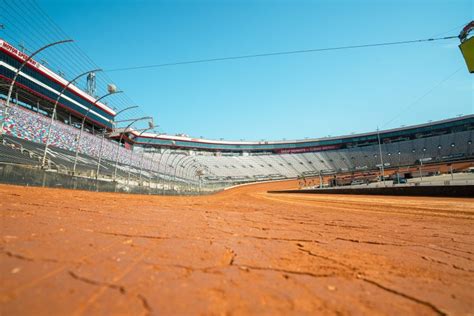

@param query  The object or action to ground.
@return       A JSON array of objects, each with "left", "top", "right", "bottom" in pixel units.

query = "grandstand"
[{"left": 0, "top": 39, "right": 473, "bottom": 193}]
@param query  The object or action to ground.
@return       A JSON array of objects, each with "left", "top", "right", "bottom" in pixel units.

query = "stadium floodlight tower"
[
  {"left": 113, "top": 116, "right": 154, "bottom": 181},
  {"left": 72, "top": 87, "right": 123, "bottom": 174},
  {"left": 95, "top": 105, "right": 139, "bottom": 180},
  {"left": 0, "top": 39, "right": 73, "bottom": 139},
  {"left": 41, "top": 68, "right": 102, "bottom": 168}
]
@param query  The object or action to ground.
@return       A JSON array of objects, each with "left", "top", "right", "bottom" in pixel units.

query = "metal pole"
[
  {"left": 179, "top": 157, "right": 195, "bottom": 180},
  {"left": 42, "top": 69, "right": 101, "bottom": 168},
  {"left": 102, "top": 105, "right": 138, "bottom": 178},
  {"left": 419, "top": 160, "right": 423, "bottom": 181},
  {"left": 190, "top": 165, "right": 199, "bottom": 184},
  {"left": 143, "top": 148, "right": 158, "bottom": 187},
  {"left": 161, "top": 151, "right": 173, "bottom": 194},
  {"left": 115, "top": 105, "right": 140, "bottom": 118},
  {"left": 95, "top": 105, "right": 138, "bottom": 179},
  {"left": 172, "top": 155, "right": 189, "bottom": 193},
  {"left": 112, "top": 116, "right": 152, "bottom": 181},
  {"left": 166, "top": 154, "right": 182, "bottom": 193},
  {"left": 179, "top": 158, "right": 196, "bottom": 192},
  {"left": 185, "top": 164, "right": 199, "bottom": 191},
  {"left": 376, "top": 128, "right": 385, "bottom": 186},
  {"left": 95, "top": 130, "right": 107, "bottom": 179},
  {"left": 127, "top": 128, "right": 152, "bottom": 185},
  {"left": 173, "top": 155, "right": 188, "bottom": 183},
  {"left": 160, "top": 150, "right": 173, "bottom": 192},
  {"left": 126, "top": 128, "right": 150, "bottom": 184},
  {"left": 137, "top": 148, "right": 147, "bottom": 185},
  {"left": 397, "top": 152, "right": 401, "bottom": 184},
  {"left": 175, "top": 156, "right": 191, "bottom": 180},
  {"left": 162, "top": 152, "right": 179, "bottom": 193},
  {"left": 72, "top": 90, "right": 123, "bottom": 174},
  {"left": 1, "top": 39, "right": 73, "bottom": 139},
  {"left": 419, "top": 148, "right": 426, "bottom": 182},
  {"left": 127, "top": 145, "right": 134, "bottom": 185},
  {"left": 137, "top": 134, "right": 159, "bottom": 186},
  {"left": 156, "top": 148, "right": 170, "bottom": 191}
]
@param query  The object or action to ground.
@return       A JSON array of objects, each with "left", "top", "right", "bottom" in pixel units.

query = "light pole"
[
  {"left": 165, "top": 153, "right": 183, "bottom": 193},
  {"left": 419, "top": 148, "right": 427, "bottom": 182},
  {"left": 1, "top": 39, "right": 73, "bottom": 138},
  {"left": 160, "top": 149, "right": 175, "bottom": 192},
  {"left": 195, "top": 167, "right": 206, "bottom": 193},
  {"left": 182, "top": 161, "right": 198, "bottom": 189},
  {"left": 172, "top": 155, "right": 189, "bottom": 184},
  {"left": 162, "top": 152, "right": 181, "bottom": 194},
  {"left": 179, "top": 157, "right": 196, "bottom": 180},
  {"left": 142, "top": 147, "right": 159, "bottom": 189},
  {"left": 95, "top": 105, "right": 139, "bottom": 179},
  {"left": 178, "top": 157, "right": 196, "bottom": 192},
  {"left": 192, "top": 163, "right": 210, "bottom": 192},
  {"left": 397, "top": 151, "right": 401, "bottom": 184},
  {"left": 156, "top": 147, "right": 170, "bottom": 175},
  {"left": 113, "top": 116, "right": 153, "bottom": 181},
  {"left": 127, "top": 127, "right": 153, "bottom": 185},
  {"left": 41, "top": 68, "right": 102, "bottom": 168},
  {"left": 155, "top": 147, "right": 171, "bottom": 191},
  {"left": 187, "top": 165, "right": 199, "bottom": 191},
  {"left": 137, "top": 129, "right": 159, "bottom": 185},
  {"left": 72, "top": 90, "right": 123, "bottom": 174},
  {"left": 183, "top": 160, "right": 207, "bottom": 193},
  {"left": 376, "top": 128, "right": 385, "bottom": 186}
]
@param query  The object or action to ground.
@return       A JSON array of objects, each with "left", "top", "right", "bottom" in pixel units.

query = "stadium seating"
[{"left": 1, "top": 101, "right": 472, "bottom": 184}]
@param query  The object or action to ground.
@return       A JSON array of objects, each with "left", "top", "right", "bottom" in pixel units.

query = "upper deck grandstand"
[{"left": 0, "top": 39, "right": 116, "bottom": 130}]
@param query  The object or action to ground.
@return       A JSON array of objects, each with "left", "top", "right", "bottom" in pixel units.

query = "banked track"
[{"left": 1, "top": 180, "right": 473, "bottom": 315}]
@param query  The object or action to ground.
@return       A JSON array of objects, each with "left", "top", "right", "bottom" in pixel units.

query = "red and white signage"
[
  {"left": 275, "top": 144, "right": 340, "bottom": 154},
  {"left": 0, "top": 40, "right": 40, "bottom": 68}
]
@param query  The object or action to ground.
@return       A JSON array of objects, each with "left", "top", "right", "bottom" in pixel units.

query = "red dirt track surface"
[{"left": 1, "top": 181, "right": 473, "bottom": 315}]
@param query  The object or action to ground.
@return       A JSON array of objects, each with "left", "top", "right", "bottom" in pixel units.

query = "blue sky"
[{"left": 13, "top": 1, "right": 474, "bottom": 140}]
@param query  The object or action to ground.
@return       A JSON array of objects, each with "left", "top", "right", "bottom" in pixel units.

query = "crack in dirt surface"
[
  {"left": 237, "top": 264, "right": 336, "bottom": 279},
  {"left": 1, "top": 181, "right": 473, "bottom": 315},
  {"left": 360, "top": 277, "right": 447, "bottom": 316},
  {"left": 68, "top": 271, "right": 126, "bottom": 294},
  {"left": 335, "top": 237, "right": 406, "bottom": 246},
  {"left": 68, "top": 271, "right": 152, "bottom": 315},
  {"left": 296, "top": 247, "right": 449, "bottom": 314},
  {"left": 95, "top": 231, "right": 172, "bottom": 240},
  {"left": 3, "top": 249, "right": 64, "bottom": 263}
]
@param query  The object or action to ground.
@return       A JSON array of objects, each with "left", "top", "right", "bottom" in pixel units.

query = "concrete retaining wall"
[{"left": 268, "top": 185, "right": 474, "bottom": 198}]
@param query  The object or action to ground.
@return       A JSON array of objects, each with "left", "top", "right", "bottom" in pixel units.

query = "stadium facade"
[
  {"left": 0, "top": 39, "right": 116, "bottom": 129},
  {"left": 0, "top": 39, "right": 473, "bottom": 188}
]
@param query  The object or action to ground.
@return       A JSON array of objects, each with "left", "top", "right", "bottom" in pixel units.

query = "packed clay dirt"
[{"left": 1, "top": 181, "right": 473, "bottom": 315}]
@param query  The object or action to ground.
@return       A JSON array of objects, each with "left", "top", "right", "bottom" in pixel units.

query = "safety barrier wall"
[
  {"left": 268, "top": 186, "right": 474, "bottom": 198},
  {"left": 0, "top": 163, "right": 223, "bottom": 195}
]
